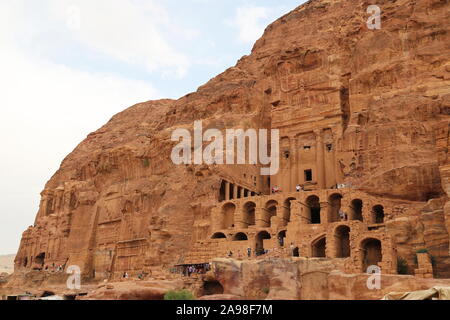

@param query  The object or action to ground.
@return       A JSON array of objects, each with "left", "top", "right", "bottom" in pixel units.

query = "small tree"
[
  {"left": 397, "top": 257, "right": 409, "bottom": 275},
  {"left": 164, "top": 289, "right": 195, "bottom": 300}
]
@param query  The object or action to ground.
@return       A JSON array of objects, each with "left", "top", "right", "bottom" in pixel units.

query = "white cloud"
[
  {"left": 228, "top": 4, "right": 272, "bottom": 44},
  {"left": 0, "top": 1, "right": 162, "bottom": 254},
  {"left": 6, "top": 0, "right": 196, "bottom": 79}
]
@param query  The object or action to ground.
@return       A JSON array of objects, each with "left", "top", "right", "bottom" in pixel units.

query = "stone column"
[
  {"left": 225, "top": 182, "right": 230, "bottom": 200},
  {"left": 255, "top": 206, "right": 268, "bottom": 227},
  {"left": 320, "top": 201, "right": 329, "bottom": 226},
  {"left": 233, "top": 184, "right": 239, "bottom": 200},
  {"left": 299, "top": 201, "right": 309, "bottom": 225},
  {"left": 315, "top": 129, "right": 326, "bottom": 189},
  {"left": 331, "top": 129, "right": 341, "bottom": 186},
  {"left": 235, "top": 204, "right": 246, "bottom": 229},
  {"left": 290, "top": 136, "right": 298, "bottom": 192},
  {"left": 240, "top": 187, "right": 245, "bottom": 198},
  {"left": 211, "top": 207, "right": 222, "bottom": 230},
  {"left": 290, "top": 201, "right": 301, "bottom": 224}
]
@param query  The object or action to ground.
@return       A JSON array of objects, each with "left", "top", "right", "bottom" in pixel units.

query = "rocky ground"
[{"left": 3, "top": 257, "right": 450, "bottom": 300}]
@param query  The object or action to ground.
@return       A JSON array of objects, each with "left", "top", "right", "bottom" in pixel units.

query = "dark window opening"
[
  {"left": 304, "top": 169, "right": 313, "bottom": 182},
  {"left": 284, "top": 151, "right": 290, "bottom": 159},
  {"left": 233, "top": 233, "right": 248, "bottom": 241},
  {"left": 311, "top": 208, "right": 321, "bottom": 224},
  {"left": 373, "top": 205, "right": 385, "bottom": 224},
  {"left": 306, "top": 196, "right": 321, "bottom": 224},
  {"left": 211, "top": 233, "right": 227, "bottom": 239},
  {"left": 312, "top": 237, "right": 326, "bottom": 258},
  {"left": 351, "top": 199, "right": 363, "bottom": 222},
  {"left": 326, "top": 144, "right": 333, "bottom": 151},
  {"left": 304, "top": 146, "right": 311, "bottom": 150}
]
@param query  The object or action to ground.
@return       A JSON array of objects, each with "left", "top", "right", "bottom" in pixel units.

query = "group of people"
[
  {"left": 271, "top": 186, "right": 282, "bottom": 194},
  {"left": 271, "top": 183, "right": 350, "bottom": 194},
  {"left": 121, "top": 271, "right": 146, "bottom": 280},
  {"left": 274, "top": 184, "right": 306, "bottom": 193},
  {"left": 182, "top": 263, "right": 211, "bottom": 277},
  {"left": 44, "top": 263, "right": 65, "bottom": 273},
  {"left": 227, "top": 247, "right": 253, "bottom": 259}
]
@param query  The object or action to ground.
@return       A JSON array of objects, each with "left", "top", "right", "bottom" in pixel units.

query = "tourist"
[
  {"left": 278, "top": 235, "right": 284, "bottom": 247},
  {"left": 296, "top": 184, "right": 302, "bottom": 192},
  {"left": 339, "top": 210, "right": 345, "bottom": 221},
  {"left": 290, "top": 243, "right": 295, "bottom": 257},
  {"left": 247, "top": 247, "right": 252, "bottom": 258},
  {"left": 228, "top": 251, "right": 233, "bottom": 258}
]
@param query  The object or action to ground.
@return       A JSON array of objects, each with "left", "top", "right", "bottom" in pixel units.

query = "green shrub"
[
  {"left": 262, "top": 287, "right": 270, "bottom": 295},
  {"left": 164, "top": 289, "right": 195, "bottom": 300},
  {"left": 143, "top": 158, "right": 150, "bottom": 167},
  {"left": 416, "top": 248, "right": 429, "bottom": 254},
  {"left": 430, "top": 255, "right": 437, "bottom": 267},
  {"left": 397, "top": 257, "right": 409, "bottom": 275}
]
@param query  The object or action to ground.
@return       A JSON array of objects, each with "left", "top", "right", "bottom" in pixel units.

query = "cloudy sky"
[{"left": 0, "top": 0, "right": 305, "bottom": 255}]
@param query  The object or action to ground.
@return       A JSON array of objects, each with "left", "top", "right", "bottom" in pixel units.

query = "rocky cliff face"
[{"left": 14, "top": 0, "right": 450, "bottom": 281}]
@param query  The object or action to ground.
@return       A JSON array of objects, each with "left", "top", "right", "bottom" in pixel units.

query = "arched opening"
[
  {"left": 293, "top": 247, "right": 300, "bottom": 257},
  {"left": 328, "top": 194, "right": 343, "bottom": 223},
  {"left": 350, "top": 199, "right": 363, "bottom": 222},
  {"left": 361, "top": 238, "right": 382, "bottom": 272},
  {"left": 233, "top": 232, "right": 248, "bottom": 241},
  {"left": 264, "top": 200, "right": 278, "bottom": 227},
  {"left": 221, "top": 203, "right": 236, "bottom": 229},
  {"left": 243, "top": 202, "right": 256, "bottom": 227},
  {"left": 211, "top": 232, "right": 227, "bottom": 239},
  {"left": 277, "top": 230, "right": 287, "bottom": 247},
  {"left": 335, "top": 225, "right": 350, "bottom": 258},
  {"left": 282, "top": 197, "right": 296, "bottom": 226},
  {"left": 306, "top": 196, "right": 321, "bottom": 224},
  {"left": 23, "top": 257, "right": 28, "bottom": 268},
  {"left": 312, "top": 236, "right": 326, "bottom": 257},
  {"left": 219, "top": 180, "right": 226, "bottom": 202},
  {"left": 373, "top": 205, "right": 385, "bottom": 224},
  {"left": 202, "top": 280, "right": 224, "bottom": 296},
  {"left": 34, "top": 252, "right": 45, "bottom": 270},
  {"left": 256, "top": 231, "right": 271, "bottom": 256}
]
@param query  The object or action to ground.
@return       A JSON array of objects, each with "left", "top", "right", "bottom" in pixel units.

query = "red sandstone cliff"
[{"left": 13, "top": 0, "right": 450, "bottom": 281}]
